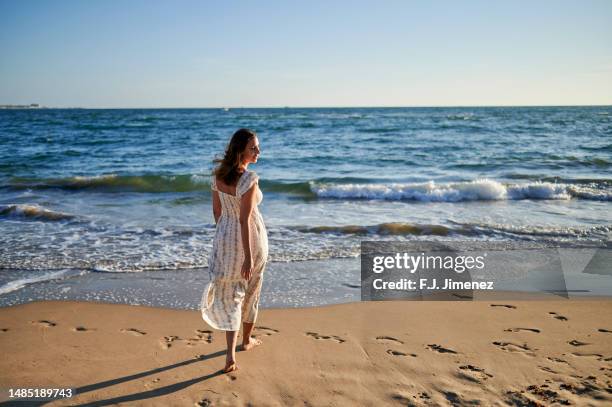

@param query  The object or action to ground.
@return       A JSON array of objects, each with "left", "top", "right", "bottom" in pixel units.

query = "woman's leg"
[
  {"left": 225, "top": 330, "right": 238, "bottom": 372},
  {"left": 241, "top": 271, "right": 264, "bottom": 350},
  {"left": 242, "top": 322, "right": 262, "bottom": 350}
]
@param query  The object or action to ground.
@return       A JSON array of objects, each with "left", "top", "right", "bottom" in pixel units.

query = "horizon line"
[{"left": 3, "top": 103, "right": 612, "bottom": 109}]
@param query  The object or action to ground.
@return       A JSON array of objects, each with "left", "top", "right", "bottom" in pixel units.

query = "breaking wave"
[{"left": 312, "top": 179, "right": 612, "bottom": 202}]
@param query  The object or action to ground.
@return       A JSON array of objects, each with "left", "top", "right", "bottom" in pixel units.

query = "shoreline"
[
  {"left": 1, "top": 298, "right": 611, "bottom": 405},
  {"left": 0, "top": 258, "right": 362, "bottom": 310},
  {"left": 2, "top": 251, "right": 612, "bottom": 310}
]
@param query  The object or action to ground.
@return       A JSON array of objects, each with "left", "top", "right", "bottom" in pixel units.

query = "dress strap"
[
  {"left": 210, "top": 175, "right": 218, "bottom": 191},
  {"left": 237, "top": 171, "right": 259, "bottom": 198}
]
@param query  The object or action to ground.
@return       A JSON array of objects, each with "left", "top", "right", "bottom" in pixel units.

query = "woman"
[{"left": 200, "top": 128, "right": 268, "bottom": 373}]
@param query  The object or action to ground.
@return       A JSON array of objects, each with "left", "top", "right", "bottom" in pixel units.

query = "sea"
[{"left": 1, "top": 107, "right": 611, "bottom": 308}]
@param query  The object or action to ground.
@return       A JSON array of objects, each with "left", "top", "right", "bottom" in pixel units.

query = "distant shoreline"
[{"left": 0, "top": 104, "right": 46, "bottom": 109}]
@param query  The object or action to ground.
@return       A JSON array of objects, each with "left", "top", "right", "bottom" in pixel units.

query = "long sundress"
[{"left": 200, "top": 170, "right": 268, "bottom": 331}]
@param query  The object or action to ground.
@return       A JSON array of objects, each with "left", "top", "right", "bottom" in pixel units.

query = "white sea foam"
[
  {"left": 506, "top": 183, "right": 571, "bottom": 200},
  {"left": 311, "top": 180, "right": 608, "bottom": 202},
  {"left": 190, "top": 174, "right": 209, "bottom": 184},
  {"left": 0, "top": 270, "right": 78, "bottom": 295},
  {"left": 467, "top": 222, "right": 612, "bottom": 239},
  {"left": 71, "top": 174, "right": 117, "bottom": 181},
  {"left": 567, "top": 185, "right": 612, "bottom": 201}
]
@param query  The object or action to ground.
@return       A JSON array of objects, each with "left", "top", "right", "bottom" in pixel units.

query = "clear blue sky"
[{"left": 1, "top": 0, "right": 610, "bottom": 107}]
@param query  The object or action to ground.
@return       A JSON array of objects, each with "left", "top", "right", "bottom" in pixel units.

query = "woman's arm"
[
  {"left": 239, "top": 184, "right": 257, "bottom": 280},
  {"left": 212, "top": 190, "right": 222, "bottom": 224}
]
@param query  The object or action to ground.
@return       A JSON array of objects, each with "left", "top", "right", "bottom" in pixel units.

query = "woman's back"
[
  {"left": 213, "top": 172, "right": 263, "bottom": 220},
  {"left": 213, "top": 176, "right": 241, "bottom": 219}
]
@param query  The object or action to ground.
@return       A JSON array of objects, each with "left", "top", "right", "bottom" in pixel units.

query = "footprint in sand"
[
  {"left": 72, "top": 326, "right": 96, "bottom": 332},
  {"left": 254, "top": 326, "right": 279, "bottom": 336},
  {"left": 570, "top": 352, "right": 604, "bottom": 360},
  {"left": 159, "top": 335, "right": 180, "bottom": 349},
  {"left": 492, "top": 341, "right": 536, "bottom": 357},
  {"left": 547, "top": 356, "right": 570, "bottom": 365},
  {"left": 386, "top": 349, "right": 417, "bottom": 357},
  {"left": 443, "top": 391, "right": 480, "bottom": 406},
  {"left": 506, "top": 389, "right": 562, "bottom": 407},
  {"left": 305, "top": 332, "right": 345, "bottom": 343},
  {"left": 186, "top": 329, "right": 214, "bottom": 346},
  {"left": 490, "top": 304, "right": 516, "bottom": 309},
  {"left": 192, "top": 329, "right": 213, "bottom": 344},
  {"left": 457, "top": 364, "right": 493, "bottom": 383},
  {"left": 120, "top": 328, "right": 147, "bottom": 336},
  {"left": 568, "top": 339, "right": 590, "bottom": 347},
  {"left": 504, "top": 327, "right": 541, "bottom": 333},
  {"left": 390, "top": 394, "right": 413, "bottom": 404},
  {"left": 549, "top": 312, "right": 568, "bottom": 321},
  {"left": 159, "top": 330, "right": 214, "bottom": 349},
  {"left": 195, "top": 398, "right": 212, "bottom": 407},
  {"left": 426, "top": 344, "right": 458, "bottom": 354},
  {"left": 522, "top": 384, "right": 570, "bottom": 405},
  {"left": 376, "top": 336, "right": 404, "bottom": 345},
  {"left": 418, "top": 392, "right": 431, "bottom": 400},
  {"left": 31, "top": 320, "right": 56, "bottom": 327},
  {"left": 559, "top": 376, "right": 611, "bottom": 403}
]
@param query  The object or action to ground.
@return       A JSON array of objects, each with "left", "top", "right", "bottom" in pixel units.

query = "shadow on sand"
[{"left": 1, "top": 350, "right": 228, "bottom": 406}]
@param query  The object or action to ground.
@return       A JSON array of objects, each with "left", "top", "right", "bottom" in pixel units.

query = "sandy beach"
[{"left": 1, "top": 298, "right": 611, "bottom": 406}]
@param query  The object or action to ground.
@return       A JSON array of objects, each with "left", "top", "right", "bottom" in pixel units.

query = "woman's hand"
[{"left": 241, "top": 258, "right": 253, "bottom": 280}]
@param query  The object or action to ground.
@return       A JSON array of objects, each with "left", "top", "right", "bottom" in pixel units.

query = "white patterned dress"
[{"left": 200, "top": 170, "right": 268, "bottom": 331}]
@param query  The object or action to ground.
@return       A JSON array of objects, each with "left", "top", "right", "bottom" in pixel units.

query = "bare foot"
[
  {"left": 241, "top": 337, "right": 262, "bottom": 351},
  {"left": 223, "top": 360, "right": 238, "bottom": 373}
]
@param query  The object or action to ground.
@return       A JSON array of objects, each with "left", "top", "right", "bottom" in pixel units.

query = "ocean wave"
[
  {"left": 504, "top": 174, "right": 612, "bottom": 186},
  {"left": 0, "top": 219, "right": 608, "bottom": 275},
  {"left": 4, "top": 175, "right": 612, "bottom": 202},
  {"left": 311, "top": 180, "right": 612, "bottom": 202},
  {"left": 5, "top": 174, "right": 212, "bottom": 193},
  {"left": 461, "top": 222, "right": 612, "bottom": 240},
  {"left": 4, "top": 174, "right": 316, "bottom": 195},
  {"left": 446, "top": 113, "right": 478, "bottom": 121},
  {"left": 0, "top": 269, "right": 86, "bottom": 295},
  {"left": 357, "top": 127, "right": 402, "bottom": 133},
  {"left": 580, "top": 144, "right": 612, "bottom": 152},
  {"left": 562, "top": 156, "right": 611, "bottom": 168},
  {"left": 294, "top": 223, "right": 463, "bottom": 237},
  {"left": 567, "top": 186, "right": 612, "bottom": 201},
  {"left": 0, "top": 204, "right": 74, "bottom": 221},
  {"left": 296, "top": 221, "right": 612, "bottom": 240}
]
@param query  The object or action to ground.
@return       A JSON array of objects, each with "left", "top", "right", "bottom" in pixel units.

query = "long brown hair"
[{"left": 213, "top": 128, "right": 256, "bottom": 186}]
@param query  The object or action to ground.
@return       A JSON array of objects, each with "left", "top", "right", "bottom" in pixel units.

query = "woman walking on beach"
[{"left": 200, "top": 128, "right": 268, "bottom": 373}]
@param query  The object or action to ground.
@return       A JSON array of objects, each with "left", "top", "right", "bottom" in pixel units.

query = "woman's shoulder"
[
  {"left": 237, "top": 170, "right": 259, "bottom": 196},
  {"left": 245, "top": 169, "right": 259, "bottom": 179},
  {"left": 239, "top": 170, "right": 258, "bottom": 182}
]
